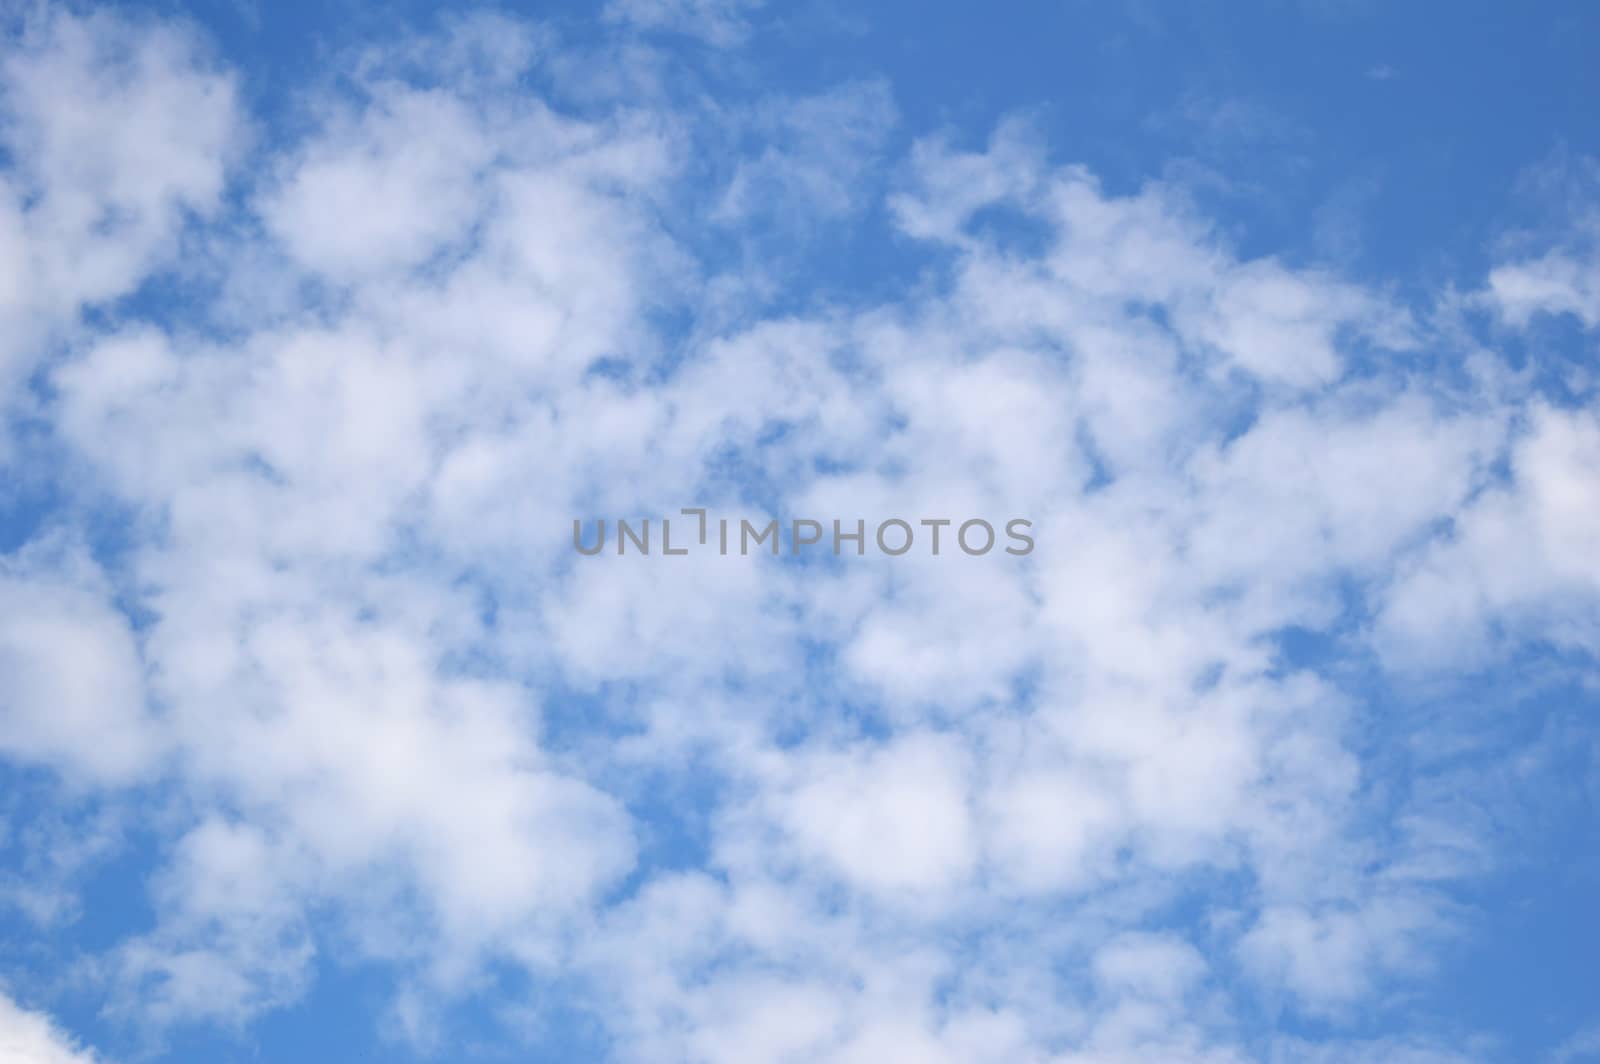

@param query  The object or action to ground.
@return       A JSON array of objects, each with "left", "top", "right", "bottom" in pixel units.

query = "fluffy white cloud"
[
  {"left": 1379, "top": 403, "right": 1600, "bottom": 668},
  {"left": 0, "top": 542, "right": 159, "bottom": 785},
  {"left": 0, "top": 7, "right": 235, "bottom": 403},
  {"left": 1487, "top": 250, "right": 1600, "bottom": 328},
  {"left": 774, "top": 731, "right": 977, "bottom": 894},
  {"left": 0, "top": 992, "right": 99, "bottom": 1064}
]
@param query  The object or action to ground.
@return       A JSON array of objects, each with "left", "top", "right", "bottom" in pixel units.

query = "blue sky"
[{"left": 0, "top": 2, "right": 1598, "bottom": 1062}]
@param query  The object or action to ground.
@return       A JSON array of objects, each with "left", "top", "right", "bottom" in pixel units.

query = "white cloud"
[
  {"left": 0, "top": 541, "right": 159, "bottom": 785},
  {"left": 0, "top": 7, "right": 236, "bottom": 398},
  {"left": 1379, "top": 403, "right": 1600, "bottom": 668},
  {"left": 0, "top": 992, "right": 100, "bottom": 1064},
  {"left": 260, "top": 87, "right": 494, "bottom": 280},
  {"left": 114, "top": 818, "right": 315, "bottom": 1026},
  {"left": 1487, "top": 250, "right": 1600, "bottom": 328},
  {"left": 774, "top": 731, "right": 977, "bottom": 894},
  {"left": 1092, "top": 933, "right": 1208, "bottom": 1002}
]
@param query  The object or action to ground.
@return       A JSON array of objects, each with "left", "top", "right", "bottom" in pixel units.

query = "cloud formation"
[
  {"left": 0, "top": 6, "right": 1596, "bottom": 1063},
  {"left": 0, "top": 991, "right": 100, "bottom": 1064}
]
